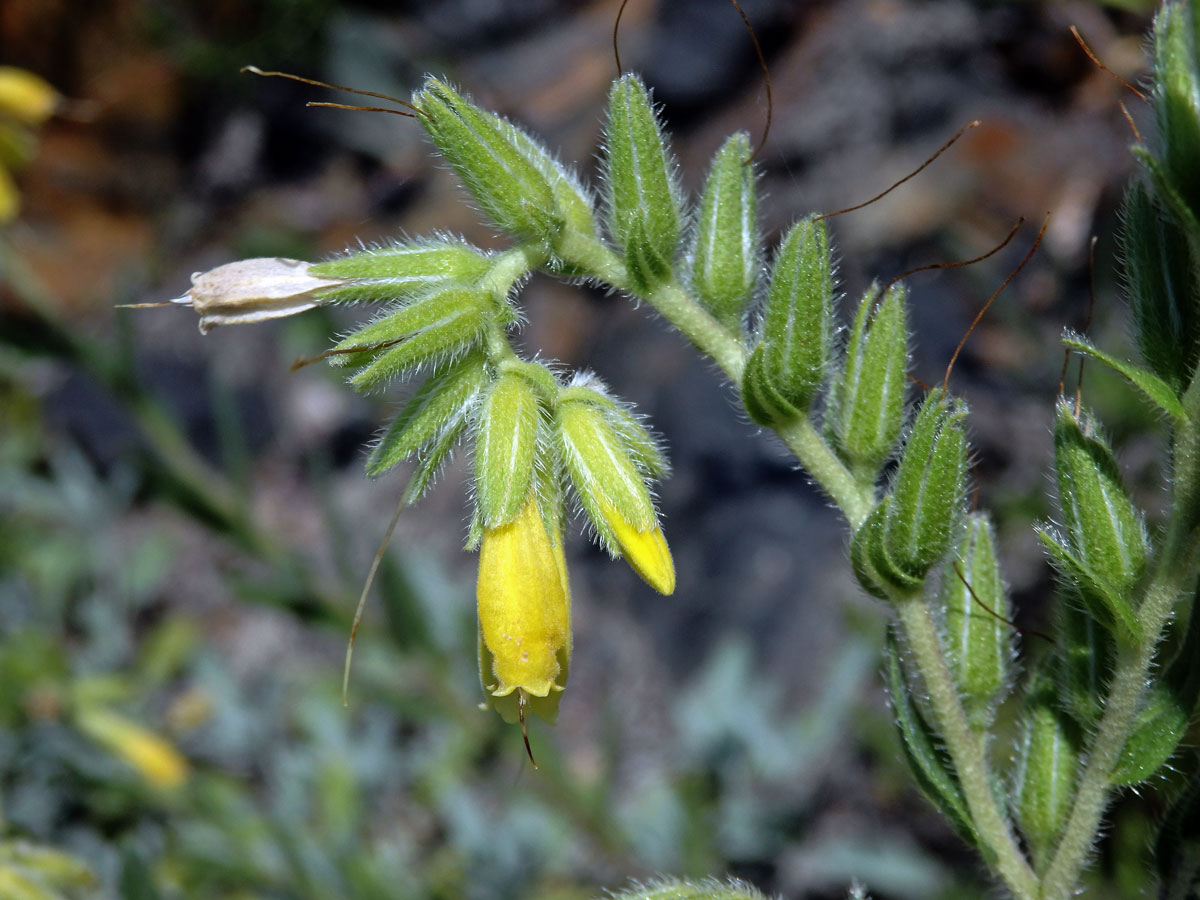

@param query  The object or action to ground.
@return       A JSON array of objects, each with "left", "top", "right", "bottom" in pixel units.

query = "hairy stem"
[
  {"left": 1039, "top": 535, "right": 1200, "bottom": 898},
  {"left": 895, "top": 595, "right": 1040, "bottom": 900}
]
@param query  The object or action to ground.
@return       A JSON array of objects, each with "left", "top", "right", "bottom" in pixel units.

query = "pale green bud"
[
  {"left": 1015, "top": 686, "right": 1081, "bottom": 869},
  {"left": 602, "top": 75, "right": 683, "bottom": 292},
  {"left": 828, "top": 283, "right": 909, "bottom": 476},
  {"left": 690, "top": 132, "right": 759, "bottom": 330},
  {"left": 747, "top": 216, "right": 834, "bottom": 416},
  {"left": 413, "top": 78, "right": 560, "bottom": 246},
  {"left": 884, "top": 389, "right": 969, "bottom": 580},
  {"left": 939, "top": 514, "right": 1011, "bottom": 728}
]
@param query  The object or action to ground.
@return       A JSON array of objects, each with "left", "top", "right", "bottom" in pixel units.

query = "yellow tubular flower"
[
  {"left": 477, "top": 494, "right": 571, "bottom": 727},
  {"left": 599, "top": 499, "right": 676, "bottom": 595}
]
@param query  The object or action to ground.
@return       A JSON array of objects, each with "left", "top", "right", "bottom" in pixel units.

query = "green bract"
[
  {"left": 329, "top": 287, "right": 494, "bottom": 392},
  {"left": 475, "top": 370, "right": 544, "bottom": 528},
  {"left": 602, "top": 75, "right": 683, "bottom": 292},
  {"left": 690, "top": 132, "right": 759, "bottom": 330},
  {"left": 310, "top": 239, "right": 494, "bottom": 304}
]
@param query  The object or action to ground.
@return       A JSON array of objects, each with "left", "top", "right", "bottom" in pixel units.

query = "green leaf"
[
  {"left": 1053, "top": 596, "right": 1114, "bottom": 729},
  {"left": 1062, "top": 331, "right": 1187, "bottom": 421},
  {"left": 939, "top": 513, "right": 1011, "bottom": 729},
  {"left": 752, "top": 216, "right": 834, "bottom": 414},
  {"left": 603, "top": 878, "right": 769, "bottom": 900},
  {"left": 1037, "top": 527, "right": 1142, "bottom": 643},
  {"left": 309, "top": 238, "right": 494, "bottom": 303},
  {"left": 474, "top": 371, "right": 543, "bottom": 527},
  {"left": 1155, "top": 774, "right": 1200, "bottom": 900},
  {"left": 602, "top": 74, "right": 683, "bottom": 289},
  {"left": 413, "top": 78, "right": 560, "bottom": 245},
  {"left": 740, "top": 343, "right": 801, "bottom": 428},
  {"left": 1121, "top": 181, "right": 1200, "bottom": 393},
  {"left": 332, "top": 289, "right": 492, "bottom": 391},
  {"left": 1015, "top": 681, "right": 1082, "bottom": 870},
  {"left": 1052, "top": 404, "right": 1149, "bottom": 601},
  {"left": 366, "top": 351, "right": 489, "bottom": 476},
  {"left": 829, "top": 283, "right": 909, "bottom": 477},
  {"left": 403, "top": 413, "right": 470, "bottom": 505},
  {"left": 885, "top": 631, "right": 977, "bottom": 845},
  {"left": 1111, "top": 682, "right": 1189, "bottom": 785},
  {"left": 689, "top": 132, "right": 759, "bottom": 330},
  {"left": 884, "top": 389, "right": 969, "bottom": 579}
]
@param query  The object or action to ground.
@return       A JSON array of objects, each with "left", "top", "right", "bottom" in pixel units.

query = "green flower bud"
[
  {"left": 850, "top": 498, "right": 906, "bottom": 599},
  {"left": 1015, "top": 685, "right": 1081, "bottom": 869},
  {"left": 828, "top": 283, "right": 909, "bottom": 477},
  {"left": 1053, "top": 597, "right": 1112, "bottom": 729},
  {"left": 749, "top": 216, "right": 834, "bottom": 415},
  {"left": 690, "top": 132, "right": 759, "bottom": 330},
  {"left": 939, "top": 514, "right": 1011, "bottom": 729},
  {"left": 1053, "top": 403, "right": 1148, "bottom": 599},
  {"left": 602, "top": 75, "right": 683, "bottom": 292},
  {"left": 309, "top": 238, "right": 494, "bottom": 305},
  {"left": 475, "top": 369, "right": 544, "bottom": 528},
  {"left": 740, "top": 343, "right": 801, "bottom": 429},
  {"left": 412, "top": 78, "right": 560, "bottom": 246},
  {"left": 884, "top": 389, "right": 969, "bottom": 579},
  {"left": 366, "top": 350, "right": 489, "bottom": 477},
  {"left": 329, "top": 287, "right": 493, "bottom": 392}
]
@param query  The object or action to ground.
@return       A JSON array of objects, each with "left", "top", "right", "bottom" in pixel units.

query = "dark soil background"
[{"left": 0, "top": 1, "right": 1167, "bottom": 898}]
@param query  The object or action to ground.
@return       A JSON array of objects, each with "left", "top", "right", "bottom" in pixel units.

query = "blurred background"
[{"left": 0, "top": 0, "right": 1168, "bottom": 897}]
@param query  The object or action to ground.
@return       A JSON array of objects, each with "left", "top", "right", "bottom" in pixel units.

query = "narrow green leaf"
[
  {"left": 366, "top": 351, "right": 489, "bottom": 476},
  {"left": 1062, "top": 331, "right": 1186, "bottom": 421},
  {"left": 690, "top": 132, "right": 759, "bottom": 330},
  {"left": 1153, "top": 0, "right": 1200, "bottom": 229},
  {"left": 1121, "top": 181, "right": 1200, "bottom": 393},
  {"left": 403, "top": 414, "right": 470, "bottom": 505},
  {"left": 829, "top": 283, "right": 909, "bottom": 477},
  {"left": 885, "top": 632, "right": 977, "bottom": 845},
  {"left": 1111, "top": 683, "right": 1189, "bottom": 785},
  {"left": 1155, "top": 774, "right": 1200, "bottom": 900},
  {"left": 1037, "top": 527, "right": 1142, "bottom": 642}
]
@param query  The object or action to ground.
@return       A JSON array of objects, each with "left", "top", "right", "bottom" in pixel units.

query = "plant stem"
[
  {"left": 895, "top": 595, "right": 1041, "bottom": 900},
  {"left": 1039, "top": 536, "right": 1200, "bottom": 899},
  {"left": 775, "top": 417, "right": 874, "bottom": 528}
]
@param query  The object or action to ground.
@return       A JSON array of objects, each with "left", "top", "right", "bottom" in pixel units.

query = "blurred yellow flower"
[
  {"left": 477, "top": 494, "right": 571, "bottom": 727},
  {"left": 0, "top": 66, "right": 57, "bottom": 226},
  {"left": 76, "top": 707, "right": 189, "bottom": 791}
]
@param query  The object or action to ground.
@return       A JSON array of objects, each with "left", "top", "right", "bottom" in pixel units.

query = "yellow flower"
[
  {"left": 477, "top": 494, "right": 571, "bottom": 727},
  {"left": 76, "top": 707, "right": 189, "bottom": 791},
  {"left": 599, "top": 499, "right": 676, "bottom": 595}
]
